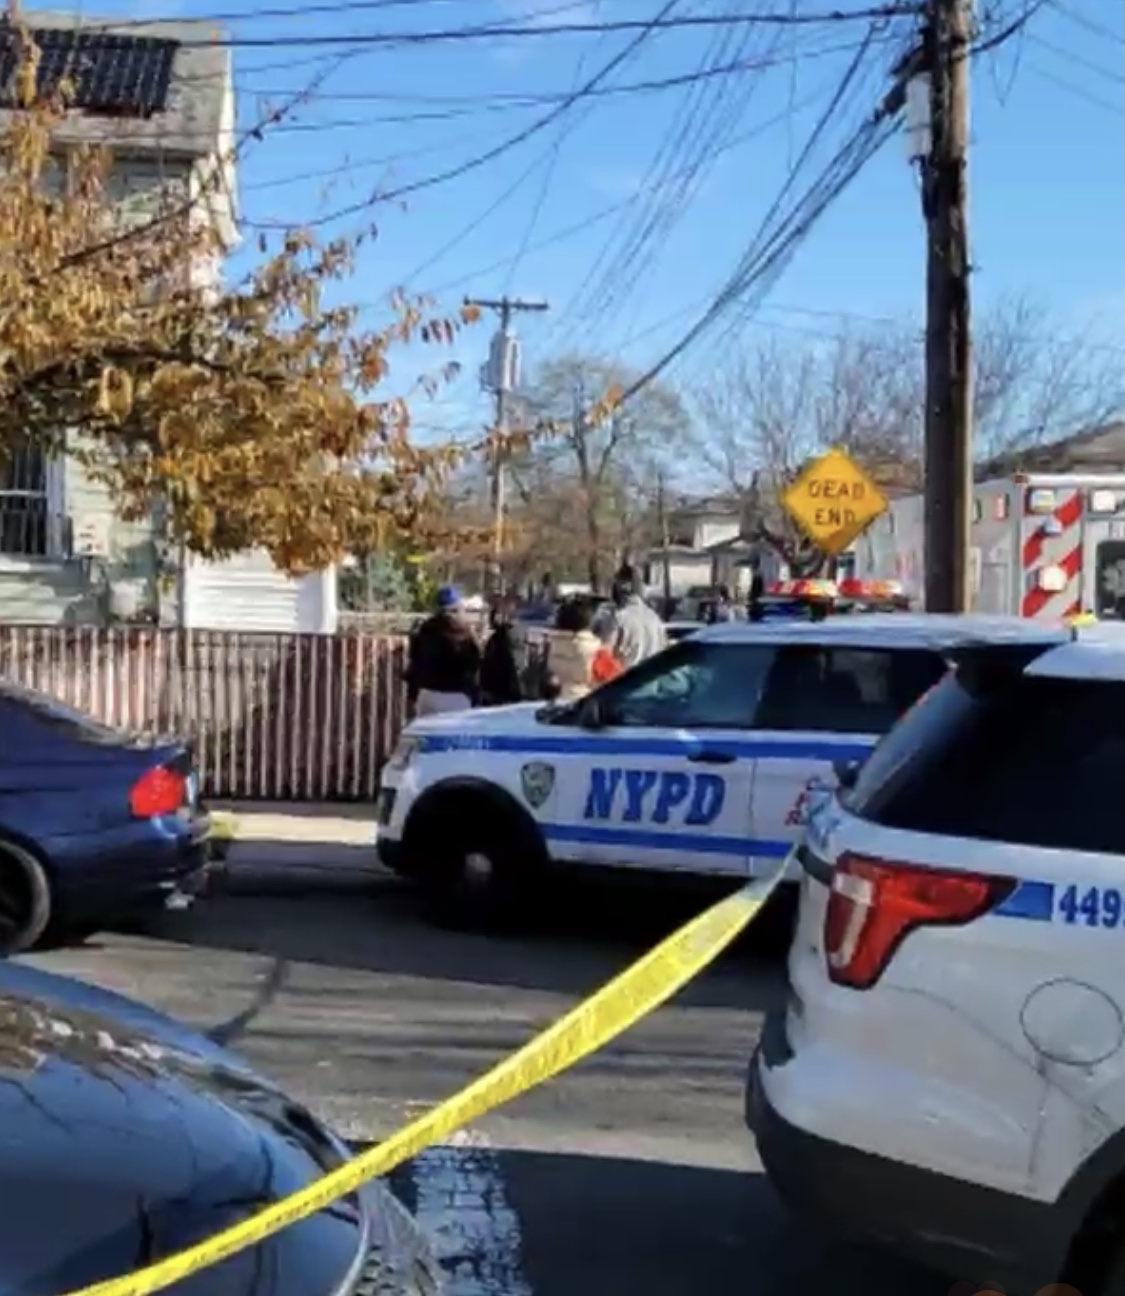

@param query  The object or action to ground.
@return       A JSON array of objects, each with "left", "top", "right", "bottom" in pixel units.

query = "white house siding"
[
  {"left": 0, "top": 158, "right": 194, "bottom": 627},
  {"left": 181, "top": 551, "right": 337, "bottom": 633},
  {"left": 0, "top": 442, "right": 159, "bottom": 626}
]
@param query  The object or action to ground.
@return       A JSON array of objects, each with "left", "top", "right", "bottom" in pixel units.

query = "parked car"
[
  {"left": 663, "top": 620, "right": 705, "bottom": 641},
  {"left": 375, "top": 614, "right": 1069, "bottom": 928},
  {"left": 748, "top": 624, "right": 1125, "bottom": 1294},
  {"left": 0, "top": 957, "right": 442, "bottom": 1294},
  {"left": 0, "top": 681, "right": 210, "bottom": 954}
]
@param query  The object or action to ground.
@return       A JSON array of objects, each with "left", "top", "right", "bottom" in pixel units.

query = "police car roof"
[
  {"left": 1026, "top": 624, "right": 1125, "bottom": 682},
  {"left": 695, "top": 612, "right": 1068, "bottom": 653}
]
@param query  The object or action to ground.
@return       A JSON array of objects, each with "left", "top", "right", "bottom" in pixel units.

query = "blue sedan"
[
  {"left": 0, "top": 958, "right": 441, "bottom": 1295},
  {"left": 0, "top": 681, "right": 210, "bottom": 953}
]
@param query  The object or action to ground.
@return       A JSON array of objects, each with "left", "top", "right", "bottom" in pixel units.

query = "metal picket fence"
[{"left": 0, "top": 626, "right": 409, "bottom": 801}]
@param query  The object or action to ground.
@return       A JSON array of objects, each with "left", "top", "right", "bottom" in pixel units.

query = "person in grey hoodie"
[{"left": 607, "top": 565, "right": 667, "bottom": 668}]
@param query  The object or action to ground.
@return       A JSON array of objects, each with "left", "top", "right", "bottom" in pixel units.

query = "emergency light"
[
  {"left": 1026, "top": 488, "right": 1057, "bottom": 515},
  {"left": 1090, "top": 489, "right": 1118, "bottom": 514},
  {"left": 1036, "top": 564, "right": 1068, "bottom": 593}
]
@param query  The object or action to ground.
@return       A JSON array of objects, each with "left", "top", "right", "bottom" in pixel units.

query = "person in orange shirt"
[{"left": 591, "top": 614, "right": 624, "bottom": 684}]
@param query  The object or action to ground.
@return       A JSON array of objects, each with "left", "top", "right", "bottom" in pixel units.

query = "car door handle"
[{"left": 687, "top": 749, "right": 736, "bottom": 765}]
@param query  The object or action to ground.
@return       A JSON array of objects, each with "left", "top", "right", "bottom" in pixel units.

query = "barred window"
[{"left": 0, "top": 442, "right": 49, "bottom": 556}]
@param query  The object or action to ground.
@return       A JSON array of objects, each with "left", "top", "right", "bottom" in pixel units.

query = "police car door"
[
  {"left": 551, "top": 639, "right": 777, "bottom": 877},
  {"left": 749, "top": 642, "right": 949, "bottom": 875}
]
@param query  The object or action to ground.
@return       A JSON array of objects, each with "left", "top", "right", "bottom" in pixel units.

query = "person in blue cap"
[{"left": 405, "top": 585, "right": 482, "bottom": 716}]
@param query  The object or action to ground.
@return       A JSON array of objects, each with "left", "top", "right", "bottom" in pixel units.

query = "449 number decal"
[{"left": 1056, "top": 884, "right": 1124, "bottom": 929}]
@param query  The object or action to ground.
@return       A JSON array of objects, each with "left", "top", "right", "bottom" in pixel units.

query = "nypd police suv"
[
  {"left": 374, "top": 613, "right": 1070, "bottom": 928},
  {"left": 748, "top": 623, "right": 1125, "bottom": 1295}
]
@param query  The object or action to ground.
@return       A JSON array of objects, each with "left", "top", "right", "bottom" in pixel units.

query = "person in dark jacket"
[
  {"left": 405, "top": 586, "right": 481, "bottom": 716},
  {"left": 479, "top": 597, "right": 523, "bottom": 706}
]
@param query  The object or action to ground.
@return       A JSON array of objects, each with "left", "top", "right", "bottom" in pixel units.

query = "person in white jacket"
[{"left": 547, "top": 598, "right": 603, "bottom": 701}]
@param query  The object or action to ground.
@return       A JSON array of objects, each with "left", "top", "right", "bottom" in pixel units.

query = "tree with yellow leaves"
[{"left": 0, "top": 29, "right": 486, "bottom": 574}]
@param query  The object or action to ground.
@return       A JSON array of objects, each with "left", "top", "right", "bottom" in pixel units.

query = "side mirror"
[
  {"left": 833, "top": 758, "right": 861, "bottom": 790},
  {"left": 579, "top": 699, "right": 604, "bottom": 730}
]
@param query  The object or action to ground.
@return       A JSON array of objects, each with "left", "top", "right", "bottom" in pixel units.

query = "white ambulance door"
[
  {"left": 548, "top": 638, "right": 778, "bottom": 878},
  {"left": 749, "top": 641, "right": 951, "bottom": 877}
]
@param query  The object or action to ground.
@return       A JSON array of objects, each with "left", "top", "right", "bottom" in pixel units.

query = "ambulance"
[{"left": 851, "top": 472, "right": 1125, "bottom": 621}]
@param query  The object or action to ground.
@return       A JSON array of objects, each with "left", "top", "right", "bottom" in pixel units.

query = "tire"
[
  {"left": 0, "top": 839, "right": 53, "bottom": 955},
  {"left": 413, "top": 794, "right": 542, "bottom": 932}
]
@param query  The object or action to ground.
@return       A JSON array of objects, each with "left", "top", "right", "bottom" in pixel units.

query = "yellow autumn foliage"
[{"left": 0, "top": 31, "right": 490, "bottom": 573}]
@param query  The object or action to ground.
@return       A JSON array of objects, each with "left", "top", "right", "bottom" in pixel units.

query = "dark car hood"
[{"left": 0, "top": 962, "right": 373, "bottom": 1296}]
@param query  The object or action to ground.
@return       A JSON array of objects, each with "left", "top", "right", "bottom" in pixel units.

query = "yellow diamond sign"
[{"left": 780, "top": 447, "right": 888, "bottom": 556}]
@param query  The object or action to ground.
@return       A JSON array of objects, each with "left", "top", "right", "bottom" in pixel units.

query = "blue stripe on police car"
[
  {"left": 415, "top": 733, "right": 875, "bottom": 763},
  {"left": 995, "top": 881, "right": 1125, "bottom": 928}
]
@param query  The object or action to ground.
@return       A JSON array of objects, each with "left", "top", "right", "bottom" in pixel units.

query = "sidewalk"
[{"left": 212, "top": 802, "right": 382, "bottom": 893}]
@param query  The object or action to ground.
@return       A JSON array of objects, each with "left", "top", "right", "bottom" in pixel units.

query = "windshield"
[{"left": 847, "top": 665, "right": 1125, "bottom": 854}]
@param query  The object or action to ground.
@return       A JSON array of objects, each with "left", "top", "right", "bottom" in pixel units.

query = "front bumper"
[{"left": 746, "top": 1011, "right": 1068, "bottom": 1295}]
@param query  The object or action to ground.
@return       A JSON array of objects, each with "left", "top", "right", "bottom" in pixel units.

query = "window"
[
  {"left": 755, "top": 646, "right": 949, "bottom": 735},
  {"left": 592, "top": 641, "right": 776, "bottom": 729},
  {"left": 848, "top": 670, "right": 1125, "bottom": 857},
  {"left": 0, "top": 442, "right": 49, "bottom": 556},
  {"left": 0, "top": 682, "right": 123, "bottom": 745},
  {"left": 1096, "top": 540, "right": 1125, "bottom": 620}
]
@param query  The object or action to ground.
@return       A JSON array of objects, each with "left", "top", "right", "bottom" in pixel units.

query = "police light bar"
[
  {"left": 767, "top": 578, "right": 906, "bottom": 602},
  {"left": 767, "top": 579, "right": 838, "bottom": 598}
]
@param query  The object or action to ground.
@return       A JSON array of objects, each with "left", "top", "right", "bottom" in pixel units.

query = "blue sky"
[{"left": 57, "top": 0, "right": 1125, "bottom": 441}]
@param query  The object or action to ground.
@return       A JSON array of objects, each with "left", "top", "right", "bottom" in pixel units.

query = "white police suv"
[
  {"left": 374, "top": 614, "right": 1069, "bottom": 927},
  {"left": 748, "top": 626, "right": 1125, "bottom": 1295}
]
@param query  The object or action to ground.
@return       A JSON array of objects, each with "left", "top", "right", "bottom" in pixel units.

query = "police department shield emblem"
[{"left": 520, "top": 761, "right": 555, "bottom": 809}]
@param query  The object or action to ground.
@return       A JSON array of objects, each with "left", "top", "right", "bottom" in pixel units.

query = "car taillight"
[
  {"left": 824, "top": 853, "right": 1015, "bottom": 990},
  {"left": 130, "top": 766, "right": 187, "bottom": 818}
]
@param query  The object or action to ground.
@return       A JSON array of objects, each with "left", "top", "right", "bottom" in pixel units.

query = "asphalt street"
[{"left": 22, "top": 862, "right": 953, "bottom": 1296}]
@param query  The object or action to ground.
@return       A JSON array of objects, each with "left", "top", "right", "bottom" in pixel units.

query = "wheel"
[
  {"left": 0, "top": 839, "right": 53, "bottom": 955},
  {"left": 413, "top": 797, "right": 541, "bottom": 932}
]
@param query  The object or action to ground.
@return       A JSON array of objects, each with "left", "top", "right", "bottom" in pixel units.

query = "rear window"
[
  {"left": 756, "top": 646, "right": 949, "bottom": 734},
  {"left": 847, "top": 668, "right": 1125, "bottom": 856},
  {"left": 0, "top": 683, "right": 124, "bottom": 745}
]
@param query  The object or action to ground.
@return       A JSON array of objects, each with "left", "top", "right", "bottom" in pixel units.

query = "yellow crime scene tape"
[{"left": 62, "top": 866, "right": 784, "bottom": 1296}]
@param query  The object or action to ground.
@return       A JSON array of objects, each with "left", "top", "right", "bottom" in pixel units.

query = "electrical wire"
[
  {"left": 69, "top": 4, "right": 924, "bottom": 50},
  {"left": 1024, "top": 31, "right": 1125, "bottom": 83},
  {"left": 606, "top": 29, "right": 901, "bottom": 407},
  {"left": 242, "top": 0, "right": 687, "bottom": 230},
  {"left": 1047, "top": 0, "right": 1125, "bottom": 45},
  {"left": 237, "top": 30, "right": 909, "bottom": 104},
  {"left": 564, "top": 10, "right": 800, "bottom": 340}
]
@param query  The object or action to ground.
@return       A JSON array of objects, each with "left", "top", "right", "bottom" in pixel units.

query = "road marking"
[{"left": 410, "top": 1130, "right": 534, "bottom": 1296}]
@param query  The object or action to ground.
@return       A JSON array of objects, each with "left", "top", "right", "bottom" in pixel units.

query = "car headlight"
[{"left": 386, "top": 736, "right": 420, "bottom": 771}]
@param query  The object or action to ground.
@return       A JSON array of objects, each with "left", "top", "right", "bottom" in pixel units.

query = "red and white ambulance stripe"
[{"left": 1020, "top": 488, "right": 1083, "bottom": 620}]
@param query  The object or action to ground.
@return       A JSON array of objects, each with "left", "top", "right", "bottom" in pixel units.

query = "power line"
[
  {"left": 242, "top": 0, "right": 687, "bottom": 230},
  {"left": 1047, "top": 0, "right": 1125, "bottom": 44},
  {"left": 237, "top": 30, "right": 905, "bottom": 103},
  {"left": 87, "top": 4, "right": 925, "bottom": 50},
  {"left": 608, "top": 34, "right": 902, "bottom": 407}
]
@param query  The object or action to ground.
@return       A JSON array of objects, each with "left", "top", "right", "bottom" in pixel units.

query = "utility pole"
[
  {"left": 655, "top": 469, "right": 672, "bottom": 612},
  {"left": 920, "top": 0, "right": 973, "bottom": 612},
  {"left": 466, "top": 295, "right": 549, "bottom": 594}
]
